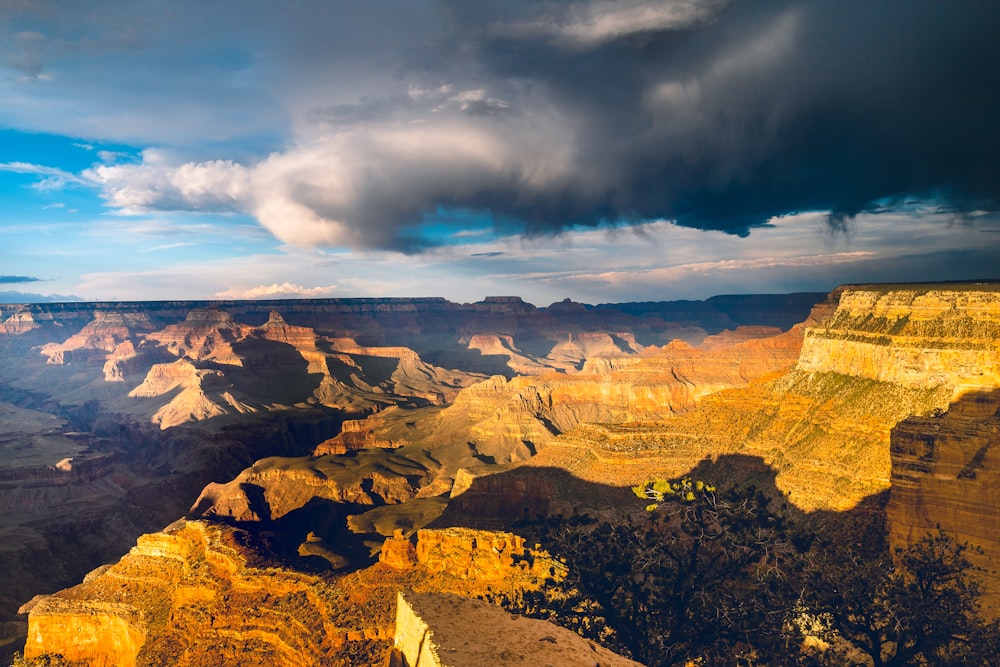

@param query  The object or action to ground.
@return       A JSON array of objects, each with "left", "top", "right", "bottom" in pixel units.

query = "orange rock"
[{"left": 379, "top": 531, "right": 418, "bottom": 570}]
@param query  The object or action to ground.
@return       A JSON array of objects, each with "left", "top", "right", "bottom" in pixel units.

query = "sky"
[{"left": 1, "top": 0, "right": 999, "bottom": 305}]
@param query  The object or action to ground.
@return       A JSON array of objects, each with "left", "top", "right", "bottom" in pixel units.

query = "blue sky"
[{"left": 2, "top": 1, "right": 999, "bottom": 304}]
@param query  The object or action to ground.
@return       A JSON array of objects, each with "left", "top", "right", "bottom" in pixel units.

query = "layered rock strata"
[
  {"left": 20, "top": 520, "right": 372, "bottom": 667},
  {"left": 526, "top": 286, "right": 1000, "bottom": 511},
  {"left": 20, "top": 521, "right": 560, "bottom": 666},
  {"left": 317, "top": 323, "right": 807, "bottom": 465},
  {"left": 798, "top": 287, "right": 1000, "bottom": 392},
  {"left": 887, "top": 389, "right": 1000, "bottom": 614}
]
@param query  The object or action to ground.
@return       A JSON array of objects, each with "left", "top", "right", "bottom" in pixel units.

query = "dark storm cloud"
[
  {"left": 11, "top": 0, "right": 1000, "bottom": 250},
  {"left": 429, "top": 0, "right": 1000, "bottom": 236}
]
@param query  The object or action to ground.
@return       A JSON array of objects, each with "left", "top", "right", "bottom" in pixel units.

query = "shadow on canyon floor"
[{"left": 431, "top": 454, "right": 887, "bottom": 533}]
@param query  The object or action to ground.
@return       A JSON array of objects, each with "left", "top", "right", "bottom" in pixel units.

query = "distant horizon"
[
  {"left": 0, "top": 289, "right": 832, "bottom": 309},
  {"left": 7, "top": 278, "right": 1000, "bottom": 310}
]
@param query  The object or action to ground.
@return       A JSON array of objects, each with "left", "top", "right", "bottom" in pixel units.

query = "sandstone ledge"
[{"left": 390, "top": 591, "right": 643, "bottom": 667}]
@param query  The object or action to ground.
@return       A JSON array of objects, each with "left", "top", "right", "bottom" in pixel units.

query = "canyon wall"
[
  {"left": 798, "top": 287, "right": 1000, "bottom": 391},
  {"left": 316, "top": 323, "right": 807, "bottom": 465},
  {"left": 887, "top": 389, "right": 1000, "bottom": 614},
  {"left": 528, "top": 286, "right": 999, "bottom": 511}
]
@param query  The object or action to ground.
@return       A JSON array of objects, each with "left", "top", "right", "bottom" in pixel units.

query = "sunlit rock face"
[
  {"left": 798, "top": 287, "right": 1000, "bottom": 391},
  {"left": 120, "top": 308, "right": 485, "bottom": 428},
  {"left": 530, "top": 286, "right": 1000, "bottom": 511},
  {"left": 412, "top": 527, "right": 563, "bottom": 582},
  {"left": 19, "top": 520, "right": 368, "bottom": 667},
  {"left": 888, "top": 389, "right": 1000, "bottom": 615},
  {"left": 144, "top": 308, "right": 247, "bottom": 367},
  {"left": 390, "top": 591, "right": 643, "bottom": 667},
  {"left": 20, "top": 521, "right": 561, "bottom": 665},
  {"left": 316, "top": 323, "right": 807, "bottom": 466},
  {"left": 0, "top": 311, "right": 40, "bottom": 335},
  {"left": 39, "top": 310, "right": 156, "bottom": 367}
]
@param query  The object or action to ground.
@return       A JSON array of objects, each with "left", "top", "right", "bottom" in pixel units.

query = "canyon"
[
  {"left": 0, "top": 293, "right": 820, "bottom": 661},
  {"left": 4, "top": 285, "right": 1000, "bottom": 664}
]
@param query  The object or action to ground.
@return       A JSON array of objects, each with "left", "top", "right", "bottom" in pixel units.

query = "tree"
[
  {"left": 501, "top": 478, "right": 1000, "bottom": 666},
  {"left": 802, "top": 529, "right": 1000, "bottom": 666},
  {"left": 514, "top": 479, "right": 803, "bottom": 666}
]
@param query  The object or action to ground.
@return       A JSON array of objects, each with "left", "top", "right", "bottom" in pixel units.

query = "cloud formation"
[
  {"left": 214, "top": 283, "right": 337, "bottom": 300},
  {"left": 0, "top": 291, "right": 81, "bottom": 303},
  {"left": 4, "top": 1, "right": 1000, "bottom": 256},
  {"left": 0, "top": 275, "right": 42, "bottom": 283}
]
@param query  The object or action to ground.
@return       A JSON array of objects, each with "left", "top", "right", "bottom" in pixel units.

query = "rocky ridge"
[
  {"left": 315, "top": 324, "right": 804, "bottom": 465},
  {"left": 19, "top": 520, "right": 561, "bottom": 666}
]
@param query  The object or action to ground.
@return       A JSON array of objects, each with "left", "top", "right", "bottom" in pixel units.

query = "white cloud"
[
  {"left": 560, "top": 251, "right": 876, "bottom": 286},
  {"left": 68, "top": 112, "right": 575, "bottom": 250},
  {"left": 83, "top": 151, "right": 251, "bottom": 214},
  {"left": 142, "top": 242, "right": 196, "bottom": 253},
  {"left": 214, "top": 282, "right": 338, "bottom": 300},
  {"left": 0, "top": 161, "right": 88, "bottom": 189},
  {"left": 493, "top": 0, "right": 728, "bottom": 46}
]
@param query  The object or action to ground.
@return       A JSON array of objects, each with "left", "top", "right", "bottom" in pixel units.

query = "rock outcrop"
[
  {"left": 143, "top": 308, "right": 247, "bottom": 366},
  {"left": 467, "top": 331, "right": 644, "bottom": 375},
  {"left": 19, "top": 520, "right": 376, "bottom": 667},
  {"left": 412, "top": 527, "right": 564, "bottom": 582},
  {"left": 798, "top": 286, "right": 1000, "bottom": 392},
  {"left": 190, "top": 448, "right": 445, "bottom": 522},
  {"left": 129, "top": 358, "right": 251, "bottom": 429},
  {"left": 38, "top": 310, "right": 155, "bottom": 367},
  {"left": 390, "top": 591, "right": 643, "bottom": 667},
  {"left": 20, "top": 521, "right": 565, "bottom": 666},
  {"left": 887, "top": 388, "right": 1000, "bottom": 615},
  {"left": 0, "top": 311, "right": 39, "bottom": 335}
]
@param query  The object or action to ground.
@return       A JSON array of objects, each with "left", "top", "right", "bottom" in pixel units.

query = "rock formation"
[
  {"left": 19, "top": 521, "right": 561, "bottom": 666},
  {"left": 190, "top": 449, "right": 436, "bottom": 522},
  {"left": 524, "top": 286, "right": 999, "bottom": 511},
  {"left": 143, "top": 308, "right": 247, "bottom": 366},
  {"left": 314, "top": 323, "right": 807, "bottom": 466},
  {"left": 38, "top": 310, "right": 156, "bottom": 367},
  {"left": 887, "top": 388, "right": 1000, "bottom": 615},
  {"left": 19, "top": 520, "right": 367, "bottom": 667},
  {"left": 389, "top": 591, "right": 643, "bottom": 667},
  {"left": 798, "top": 286, "right": 1000, "bottom": 392},
  {"left": 129, "top": 358, "right": 250, "bottom": 429},
  {"left": 0, "top": 311, "right": 39, "bottom": 335}
]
